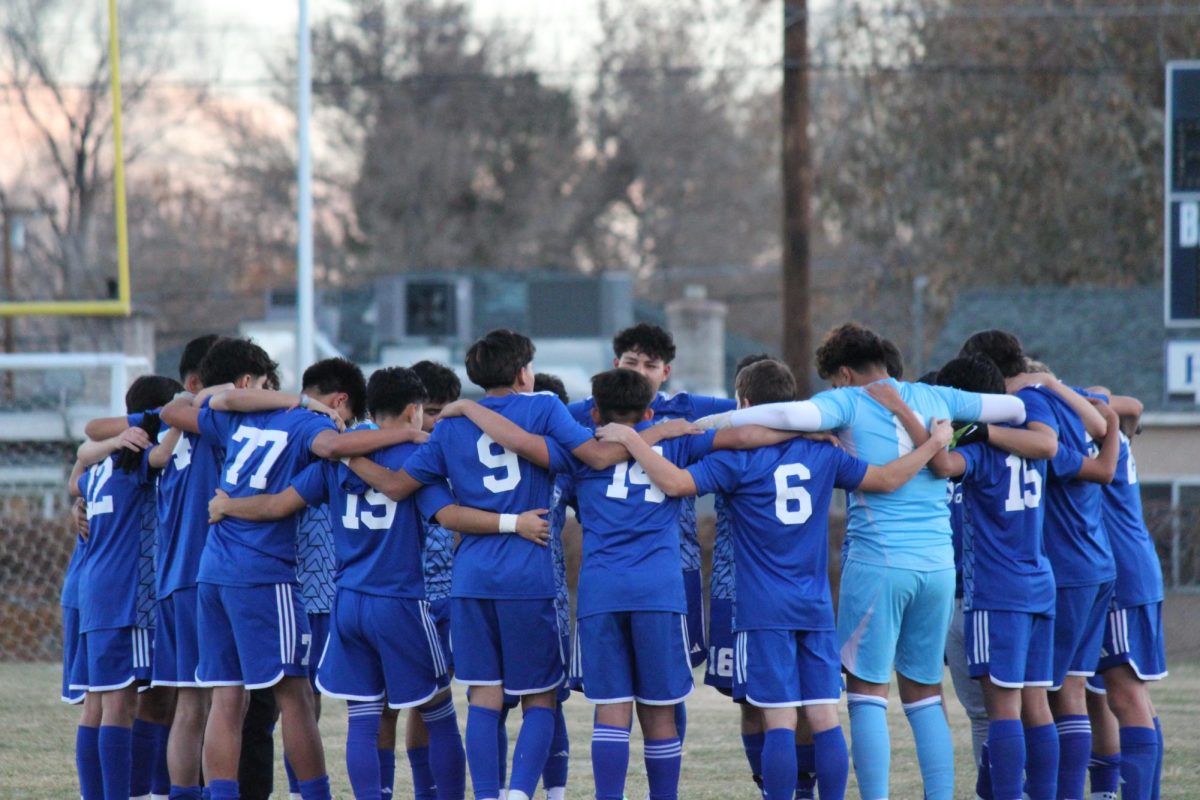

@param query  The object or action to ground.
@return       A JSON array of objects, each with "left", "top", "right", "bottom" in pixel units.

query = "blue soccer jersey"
[
  {"left": 552, "top": 426, "right": 717, "bottom": 618},
  {"left": 61, "top": 535, "right": 86, "bottom": 609},
  {"left": 570, "top": 391, "right": 736, "bottom": 572},
  {"left": 1101, "top": 435, "right": 1164, "bottom": 607},
  {"left": 1039, "top": 389, "right": 1116, "bottom": 588},
  {"left": 77, "top": 452, "right": 156, "bottom": 632},
  {"left": 291, "top": 443, "right": 455, "bottom": 598},
  {"left": 136, "top": 492, "right": 157, "bottom": 630},
  {"left": 807, "top": 379, "right": 985, "bottom": 570},
  {"left": 295, "top": 504, "right": 336, "bottom": 614},
  {"left": 956, "top": 440, "right": 1055, "bottom": 615},
  {"left": 710, "top": 495, "right": 736, "bottom": 603},
  {"left": 548, "top": 472, "right": 575, "bottom": 632},
  {"left": 196, "top": 406, "right": 337, "bottom": 586},
  {"left": 949, "top": 481, "right": 964, "bottom": 599},
  {"left": 402, "top": 392, "right": 593, "bottom": 600},
  {"left": 689, "top": 438, "right": 868, "bottom": 631},
  {"left": 155, "top": 428, "right": 224, "bottom": 599}
]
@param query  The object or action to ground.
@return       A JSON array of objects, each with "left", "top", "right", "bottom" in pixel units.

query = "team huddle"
[{"left": 59, "top": 320, "right": 1166, "bottom": 800}]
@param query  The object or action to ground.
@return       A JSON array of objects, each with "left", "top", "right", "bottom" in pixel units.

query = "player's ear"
[
  {"left": 661, "top": 363, "right": 671, "bottom": 382},
  {"left": 233, "top": 373, "right": 253, "bottom": 389},
  {"left": 590, "top": 407, "right": 603, "bottom": 426},
  {"left": 642, "top": 407, "right": 654, "bottom": 422},
  {"left": 612, "top": 357, "right": 621, "bottom": 369},
  {"left": 404, "top": 402, "right": 421, "bottom": 425}
]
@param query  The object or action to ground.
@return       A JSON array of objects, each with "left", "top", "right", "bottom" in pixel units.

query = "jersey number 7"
[{"left": 226, "top": 426, "right": 290, "bottom": 489}]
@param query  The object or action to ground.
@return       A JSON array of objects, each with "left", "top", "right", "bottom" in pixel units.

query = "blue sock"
[
  {"left": 297, "top": 775, "right": 331, "bottom": 800},
  {"left": 1119, "top": 727, "right": 1159, "bottom": 800},
  {"left": 977, "top": 742, "right": 993, "bottom": 800},
  {"left": 1151, "top": 717, "right": 1163, "bottom": 800},
  {"left": 497, "top": 707, "right": 509, "bottom": 792},
  {"left": 465, "top": 705, "right": 501, "bottom": 800},
  {"left": 673, "top": 703, "right": 687, "bottom": 744},
  {"left": 76, "top": 725, "right": 103, "bottom": 800},
  {"left": 1023, "top": 723, "right": 1059, "bottom": 800},
  {"left": 284, "top": 754, "right": 300, "bottom": 794},
  {"left": 150, "top": 721, "right": 172, "bottom": 795},
  {"left": 408, "top": 747, "right": 436, "bottom": 800},
  {"left": 99, "top": 725, "right": 133, "bottom": 800},
  {"left": 509, "top": 706, "right": 556, "bottom": 796},
  {"left": 762, "top": 729, "right": 797, "bottom": 800},
  {"left": 131, "top": 718, "right": 156, "bottom": 797},
  {"left": 847, "top": 694, "right": 890, "bottom": 800},
  {"left": 591, "top": 724, "right": 631, "bottom": 800},
  {"left": 1055, "top": 715, "right": 1091, "bottom": 800},
  {"left": 201, "top": 786, "right": 212, "bottom": 800},
  {"left": 422, "top": 697, "right": 467, "bottom": 800},
  {"left": 813, "top": 726, "right": 849, "bottom": 800},
  {"left": 741, "top": 732, "right": 764, "bottom": 783},
  {"left": 206, "top": 779, "right": 238, "bottom": 800},
  {"left": 986, "top": 720, "right": 1025, "bottom": 800},
  {"left": 795, "top": 741, "right": 816, "bottom": 799},
  {"left": 904, "top": 698, "right": 954, "bottom": 800},
  {"left": 644, "top": 737, "right": 683, "bottom": 800},
  {"left": 379, "top": 749, "right": 396, "bottom": 798},
  {"left": 1088, "top": 752, "right": 1121, "bottom": 796},
  {"left": 168, "top": 788, "right": 203, "bottom": 799},
  {"left": 346, "top": 701, "right": 384, "bottom": 800},
  {"left": 541, "top": 703, "right": 569, "bottom": 791}
]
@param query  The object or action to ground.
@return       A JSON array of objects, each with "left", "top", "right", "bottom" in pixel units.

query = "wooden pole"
[{"left": 782, "top": 0, "right": 812, "bottom": 396}]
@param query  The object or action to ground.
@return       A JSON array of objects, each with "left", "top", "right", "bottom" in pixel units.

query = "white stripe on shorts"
[{"left": 419, "top": 600, "right": 446, "bottom": 677}]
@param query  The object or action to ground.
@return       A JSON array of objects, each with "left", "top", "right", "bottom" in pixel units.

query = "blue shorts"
[
  {"left": 964, "top": 609, "right": 1054, "bottom": 688},
  {"left": 683, "top": 568, "right": 707, "bottom": 668},
  {"left": 577, "top": 611, "right": 693, "bottom": 705},
  {"left": 705, "top": 596, "right": 735, "bottom": 695},
  {"left": 734, "top": 629, "right": 841, "bottom": 707},
  {"left": 316, "top": 591, "right": 450, "bottom": 708},
  {"left": 837, "top": 560, "right": 955, "bottom": 685},
  {"left": 1094, "top": 601, "right": 1168, "bottom": 682},
  {"left": 61, "top": 607, "right": 84, "bottom": 704},
  {"left": 307, "top": 612, "right": 331, "bottom": 691},
  {"left": 451, "top": 597, "right": 564, "bottom": 695},
  {"left": 428, "top": 598, "right": 453, "bottom": 674},
  {"left": 152, "top": 588, "right": 202, "bottom": 688},
  {"left": 196, "top": 582, "right": 312, "bottom": 690},
  {"left": 1051, "top": 582, "right": 1114, "bottom": 689},
  {"left": 73, "top": 627, "right": 153, "bottom": 692}
]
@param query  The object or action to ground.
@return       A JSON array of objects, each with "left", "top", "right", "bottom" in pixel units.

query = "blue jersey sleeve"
[
  {"left": 567, "top": 398, "right": 595, "bottom": 427},
  {"left": 127, "top": 412, "right": 144, "bottom": 427},
  {"left": 932, "top": 385, "right": 985, "bottom": 422},
  {"left": 809, "top": 388, "right": 857, "bottom": 430},
  {"left": 687, "top": 395, "right": 737, "bottom": 418},
  {"left": 196, "top": 398, "right": 233, "bottom": 447},
  {"left": 401, "top": 434, "right": 445, "bottom": 486},
  {"left": 831, "top": 446, "right": 870, "bottom": 491},
  {"left": 546, "top": 439, "right": 581, "bottom": 477},
  {"left": 290, "top": 461, "right": 329, "bottom": 507},
  {"left": 1049, "top": 444, "right": 1085, "bottom": 481},
  {"left": 672, "top": 430, "right": 717, "bottom": 466},
  {"left": 415, "top": 480, "right": 456, "bottom": 522},
  {"left": 956, "top": 442, "right": 985, "bottom": 481},
  {"left": 688, "top": 449, "right": 743, "bottom": 497},
  {"left": 1019, "top": 388, "right": 1059, "bottom": 433},
  {"left": 541, "top": 397, "right": 595, "bottom": 451},
  {"left": 297, "top": 413, "right": 337, "bottom": 454}
]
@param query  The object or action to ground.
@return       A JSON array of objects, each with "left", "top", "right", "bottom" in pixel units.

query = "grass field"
[{"left": 2, "top": 662, "right": 1196, "bottom": 798}]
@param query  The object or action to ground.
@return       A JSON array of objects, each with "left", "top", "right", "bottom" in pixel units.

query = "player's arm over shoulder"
[
  {"left": 857, "top": 419, "right": 953, "bottom": 492},
  {"left": 209, "top": 487, "right": 307, "bottom": 523}
]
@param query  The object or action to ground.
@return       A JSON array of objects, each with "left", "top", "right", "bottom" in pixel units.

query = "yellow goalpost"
[{"left": 0, "top": 0, "right": 131, "bottom": 318}]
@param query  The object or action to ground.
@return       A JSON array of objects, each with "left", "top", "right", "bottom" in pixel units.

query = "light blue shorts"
[{"left": 837, "top": 560, "right": 955, "bottom": 685}]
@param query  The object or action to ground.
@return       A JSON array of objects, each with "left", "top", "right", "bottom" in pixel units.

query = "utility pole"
[
  {"left": 782, "top": 0, "right": 812, "bottom": 396},
  {"left": 2, "top": 211, "right": 13, "bottom": 399}
]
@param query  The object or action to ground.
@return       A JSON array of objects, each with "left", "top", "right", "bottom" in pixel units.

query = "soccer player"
[
  {"left": 920, "top": 356, "right": 1061, "bottom": 800},
  {"left": 344, "top": 330, "right": 631, "bottom": 800},
  {"left": 961, "top": 332, "right": 1120, "bottom": 800},
  {"left": 598, "top": 358, "right": 952, "bottom": 800},
  {"left": 567, "top": 324, "right": 737, "bottom": 696},
  {"left": 1080, "top": 389, "right": 1165, "bottom": 800},
  {"left": 68, "top": 375, "right": 183, "bottom": 800},
  {"left": 708, "top": 323, "right": 1027, "bottom": 800}
]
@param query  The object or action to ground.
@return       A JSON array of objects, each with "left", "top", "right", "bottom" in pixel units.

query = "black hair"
[
  {"left": 735, "top": 360, "right": 797, "bottom": 406},
  {"left": 917, "top": 370, "right": 940, "bottom": 386},
  {"left": 178, "top": 334, "right": 219, "bottom": 382},
  {"left": 411, "top": 360, "right": 462, "bottom": 405},
  {"left": 735, "top": 352, "right": 773, "bottom": 376},
  {"left": 881, "top": 339, "right": 904, "bottom": 380},
  {"left": 263, "top": 368, "right": 281, "bottom": 392},
  {"left": 302, "top": 357, "right": 367, "bottom": 421},
  {"left": 197, "top": 337, "right": 277, "bottom": 389},
  {"left": 612, "top": 323, "right": 676, "bottom": 364},
  {"left": 591, "top": 368, "right": 655, "bottom": 424},
  {"left": 118, "top": 375, "right": 183, "bottom": 473},
  {"left": 936, "top": 356, "right": 1006, "bottom": 395},
  {"left": 815, "top": 323, "right": 889, "bottom": 380},
  {"left": 366, "top": 367, "right": 428, "bottom": 420},
  {"left": 958, "top": 329, "right": 1026, "bottom": 379},
  {"left": 534, "top": 372, "right": 569, "bottom": 404},
  {"left": 464, "top": 329, "right": 535, "bottom": 390}
]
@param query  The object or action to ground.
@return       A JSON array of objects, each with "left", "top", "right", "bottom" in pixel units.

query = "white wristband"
[{"left": 498, "top": 513, "right": 518, "bottom": 533}]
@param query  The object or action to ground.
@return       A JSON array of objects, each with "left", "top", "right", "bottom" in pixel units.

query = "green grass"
[{"left": 2, "top": 661, "right": 1197, "bottom": 798}]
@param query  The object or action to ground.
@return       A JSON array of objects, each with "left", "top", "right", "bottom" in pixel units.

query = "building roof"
[{"left": 929, "top": 286, "right": 1190, "bottom": 413}]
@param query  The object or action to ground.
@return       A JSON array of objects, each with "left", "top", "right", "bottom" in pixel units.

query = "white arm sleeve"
[
  {"left": 693, "top": 411, "right": 735, "bottom": 430},
  {"left": 728, "top": 401, "right": 824, "bottom": 431},
  {"left": 977, "top": 394, "right": 1026, "bottom": 425}
]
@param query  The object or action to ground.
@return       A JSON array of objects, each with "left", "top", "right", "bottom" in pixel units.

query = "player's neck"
[{"left": 486, "top": 386, "right": 519, "bottom": 398}]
